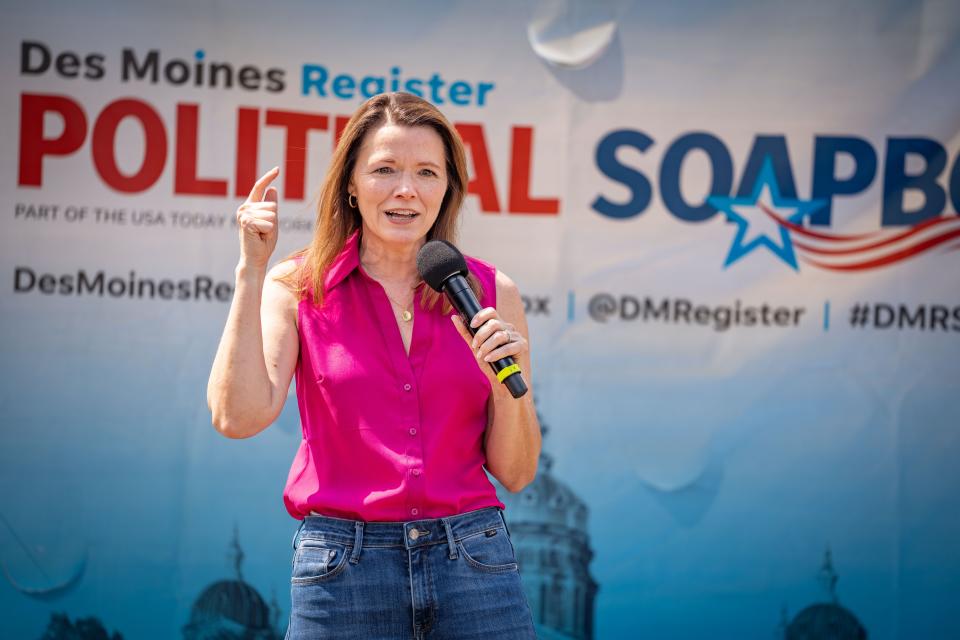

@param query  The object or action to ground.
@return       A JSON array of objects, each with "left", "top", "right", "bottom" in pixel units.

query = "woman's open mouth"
[{"left": 384, "top": 209, "right": 420, "bottom": 223}]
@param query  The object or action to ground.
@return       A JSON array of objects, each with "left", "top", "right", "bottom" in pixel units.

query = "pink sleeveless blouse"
[{"left": 282, "top": 231, "right": 505, "bottom": 521}]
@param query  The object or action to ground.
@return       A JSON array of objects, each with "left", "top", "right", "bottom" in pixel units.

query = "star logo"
[{"left": 708, "top": 158, "right": 826, "bottom": 270}]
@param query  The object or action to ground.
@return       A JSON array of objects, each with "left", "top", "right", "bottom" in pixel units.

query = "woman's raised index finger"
[{"left": 246, "top": 166, "right": 280, "bottom": 202}]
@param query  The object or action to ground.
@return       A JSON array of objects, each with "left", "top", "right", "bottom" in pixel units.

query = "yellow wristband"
[{"left": 496, "top": 363, "right": 521, "bottom": 383}]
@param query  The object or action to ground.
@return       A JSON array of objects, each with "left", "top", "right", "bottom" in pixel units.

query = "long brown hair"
[{"left": 280, "top": 92, "right": 482, "bottom": 308}]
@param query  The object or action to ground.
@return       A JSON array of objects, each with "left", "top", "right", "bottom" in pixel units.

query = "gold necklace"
[
  {"left": 381, "top": 288, "right": 414, "bottom": 322},
  {"left": 360, "top": 259, "right": 416, "bottom": 322}
]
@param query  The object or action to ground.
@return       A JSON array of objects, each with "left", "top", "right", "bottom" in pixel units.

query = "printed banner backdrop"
[{"left": 2, "top": 1, "right": 959, "bottom": 638}]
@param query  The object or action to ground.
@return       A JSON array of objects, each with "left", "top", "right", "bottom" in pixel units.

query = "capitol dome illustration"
[
  {"left": 496, "top": 418, "right": 599, "bottom": 640},
  {"left": 182, "top": 526, "right": 283, "bottom": 640},
  {"left": 781, "top": 548, "right": 867, "bottom": 640}
]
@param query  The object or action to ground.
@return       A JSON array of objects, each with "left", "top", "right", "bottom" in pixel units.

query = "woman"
[{"left": 207, "top": 92, "right": 541, "bottom": 639}]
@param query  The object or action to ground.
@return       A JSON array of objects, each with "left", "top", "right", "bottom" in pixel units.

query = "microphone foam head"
[{"left": 417, "top": 240, "right": 468, "bottom": 292}]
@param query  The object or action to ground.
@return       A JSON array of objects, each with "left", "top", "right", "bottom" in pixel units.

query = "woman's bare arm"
[
  {"left": 206, "top": 167, "right": 299, "bottom": 438},
  {"left": 207, "top": 262, "right": 299, "bottom": 438}
]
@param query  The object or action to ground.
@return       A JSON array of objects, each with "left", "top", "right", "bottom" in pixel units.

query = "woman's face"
[{"left": 349, "top": 123, "right": 448, "bottom": 251}]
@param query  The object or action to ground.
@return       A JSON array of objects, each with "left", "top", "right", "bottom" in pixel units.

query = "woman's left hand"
[
  {"left": 450, "top": 272, "right": 540, "bottom": 492},
  {"left": 451, "top": 307, "right": 529, "bottom": 382}
]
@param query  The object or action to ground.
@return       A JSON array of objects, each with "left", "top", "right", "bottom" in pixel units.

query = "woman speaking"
[{"left": 207, "top": 92, "right": 541, "bottom": 639}]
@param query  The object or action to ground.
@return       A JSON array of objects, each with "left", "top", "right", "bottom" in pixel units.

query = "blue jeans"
[{"left": 285, "top": 506, "right": 536, "bottom": 639}]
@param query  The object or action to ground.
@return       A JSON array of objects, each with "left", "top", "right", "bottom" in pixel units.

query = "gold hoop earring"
[{"left": 348, "top": 193, "right": 357, "bottom": 209}]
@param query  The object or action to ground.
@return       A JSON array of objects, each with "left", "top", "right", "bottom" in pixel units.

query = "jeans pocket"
[
  {"left": 457, "top": 529, "right": 519, "bottom": 574},
  {"left": 291, "top": 539, "right": 349, "bottom": 584}
]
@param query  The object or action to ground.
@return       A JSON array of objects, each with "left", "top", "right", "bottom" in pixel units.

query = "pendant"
[{"left": 401, "top": 310, "right": 413, "bottom": 322}]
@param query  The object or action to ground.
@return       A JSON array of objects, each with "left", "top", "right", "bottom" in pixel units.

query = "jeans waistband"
[{"left": 296, "top": 506, "right": 507, "bottom": 551}]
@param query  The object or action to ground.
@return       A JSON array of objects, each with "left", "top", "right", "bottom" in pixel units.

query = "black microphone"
[{"left": 417, "top": 240, "right": 528, "bottom": 399}]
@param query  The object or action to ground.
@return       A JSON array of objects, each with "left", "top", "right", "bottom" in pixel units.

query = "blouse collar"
[{"left": 323, "top": 229, "right": 362, "bottom": 292}]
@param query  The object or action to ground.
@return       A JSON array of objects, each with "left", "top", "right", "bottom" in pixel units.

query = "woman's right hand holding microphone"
[{"left": 236, "top": 167, "right": 281, "bottom": 271}]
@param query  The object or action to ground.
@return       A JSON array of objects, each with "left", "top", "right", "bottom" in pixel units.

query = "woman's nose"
[{"left": 395, "top": 172, "right": 416, "bottom": 198}]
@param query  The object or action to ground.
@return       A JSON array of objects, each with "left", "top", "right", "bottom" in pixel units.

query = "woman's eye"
[
  {"left": 374, "top": 167, "right": 394, "bottom": 175},
  {"left": 419, "top": 169, "right": 438, "bottom": 177}
]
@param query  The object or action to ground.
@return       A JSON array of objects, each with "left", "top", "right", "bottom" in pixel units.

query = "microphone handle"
[{"left": 443, "top": 275, "right": 528, "bottom": 399}]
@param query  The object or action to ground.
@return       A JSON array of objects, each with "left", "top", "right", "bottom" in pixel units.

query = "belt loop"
[
  {"left": 498, "top": 508, "right": 512, "bottom": 538},
  {"left": 349, "top": 521, "right": 364, "bottom": 564},
  {"left": 442, "top": 518, "right": 458, "bottom": 560},
  {"left": 292, "top": 518, "right": 306, "bottom": 550}
]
